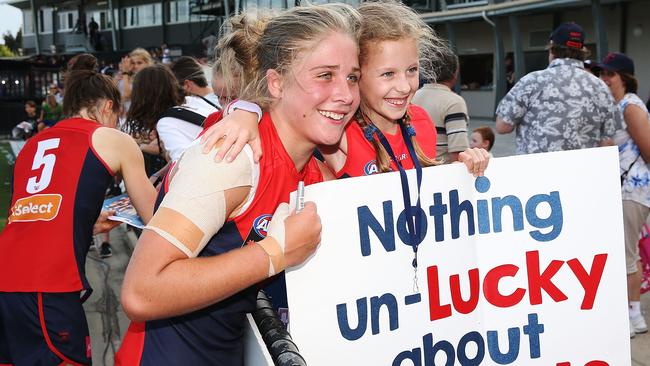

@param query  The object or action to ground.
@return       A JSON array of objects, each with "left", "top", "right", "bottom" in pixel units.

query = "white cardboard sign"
[{"left": 286, "top": 147, "right": 630, "bottom": 366}]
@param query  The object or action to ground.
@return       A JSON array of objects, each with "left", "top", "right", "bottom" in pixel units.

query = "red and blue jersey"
[
  {"left": 116, "top": 113, "right": 324, "bottom": 366},
  {"left": 0, "top": 118, "right": 114, "bottom": 293},
  {"left": 335, "top": 104, "right": 437, "bottom": 178}
]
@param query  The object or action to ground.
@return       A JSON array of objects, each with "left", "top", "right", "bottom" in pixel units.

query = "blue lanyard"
[{"left": 364, "top": 120, "right": 424, "bottom": 289}]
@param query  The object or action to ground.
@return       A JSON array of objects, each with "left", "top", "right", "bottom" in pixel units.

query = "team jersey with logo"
[
  {"left": 335, "top": 104, "right": 437, "bottom": 178},
  {"left": 0, "top": 118, "right": 114, "bottom": 293},
  {"left": 116, "top": 113, "right": 324, "bottom": 366}
]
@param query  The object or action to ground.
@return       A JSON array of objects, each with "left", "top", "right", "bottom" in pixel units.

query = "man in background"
[
  {"left": 495, "top": 22, "right": 621, "bottom": 154},
  {"left": 413, "top": 48, "right": 469, "bottom": 163}
]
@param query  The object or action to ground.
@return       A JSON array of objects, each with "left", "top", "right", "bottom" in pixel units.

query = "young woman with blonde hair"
[{"left": 116, "top": 4, "right": 362, "bottom": 364}]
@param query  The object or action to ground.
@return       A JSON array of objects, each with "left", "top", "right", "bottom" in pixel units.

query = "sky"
[{"left": 0, "top": 4, "right": 22, "bottom": 44}]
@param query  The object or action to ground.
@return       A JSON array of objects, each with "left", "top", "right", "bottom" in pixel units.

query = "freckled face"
[
  {"left": 359, "top": 38, "right": 419, "bottom": 127},
  {"left": 275, "top": 32, "right": 361, "bottom": 146}
]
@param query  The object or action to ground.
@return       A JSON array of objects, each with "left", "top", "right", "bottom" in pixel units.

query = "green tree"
[
  {"left": 3, "top": 29, "right": 22, "bottom": 54},
  {"left": 0, "top": 44, "right": 14, "bottom": 57}
]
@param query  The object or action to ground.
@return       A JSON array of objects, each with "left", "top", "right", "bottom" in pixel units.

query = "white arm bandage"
[
  {"left": 257, "top": 202, "right": 290, "bottom": 276},
  {"left": 146, "top": 142, "right": 257, "bottom": 257}
]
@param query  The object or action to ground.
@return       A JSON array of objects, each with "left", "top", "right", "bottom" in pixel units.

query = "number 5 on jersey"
[{"left": 27, "top": 138, "right": 60, "bottom": 194}]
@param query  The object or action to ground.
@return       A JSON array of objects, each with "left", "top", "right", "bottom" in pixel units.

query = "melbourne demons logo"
[
  {"left": 364, "top": 160, "right": 379, "bottom": 175},
  {"left": 253, "top": 214, "right": 273, "bottom": 237}
]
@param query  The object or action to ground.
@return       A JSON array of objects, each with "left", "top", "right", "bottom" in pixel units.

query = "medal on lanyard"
[{"left": 364, "top": 119, "right": 424, "bottom": 293}]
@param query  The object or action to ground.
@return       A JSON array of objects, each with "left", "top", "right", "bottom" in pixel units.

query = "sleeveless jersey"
[
  {"left": 336, "top": 104, "right": 437, "bottom": 178},
  {"left": 116, "top": 113, "right": 324, "bottom": 366},
  {"left": 0, "top": 118, "right": 114, "bottom": 293}
]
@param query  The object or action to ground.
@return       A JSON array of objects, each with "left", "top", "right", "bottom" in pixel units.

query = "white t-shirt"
[
  {"left": 157, "top": 95, "right": 219, "bottom": 161},
  {"left": 616, "top": 93, "right": 650, "bottom": 206}
]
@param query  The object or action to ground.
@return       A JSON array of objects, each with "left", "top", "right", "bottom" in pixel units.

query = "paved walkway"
[{"left": 84, "top": 226, "right": 136, "bottom": 365}]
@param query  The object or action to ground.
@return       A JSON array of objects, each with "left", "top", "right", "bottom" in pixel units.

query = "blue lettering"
[
  {"left": 457, "top": 331, "right": 485, "bottom": 365},
  {"left": 336, "top": 297, "right": 367, "bottom": 341},
  {"left": 492, "top": 196, "right": 524, "bottom": 233},
  {"left": 423, "top": 333, "right": 454, "bottom": 366},
  {"left": 526, "top": 192, "right": 563, "bottom": 242},
  {"left": 429, "top": 193, "right": 448, "bottom": 242},
  {"left": 358, "top": 201, "right": 395, "bottom": 256},
  {"left": 393, "top": 349, "right": 422, "bottom": 366},
  {"left": 370, "top": 293, "right": 399, "bottom": 335},
  {"left": 449, "top": 190, "right": 475, "bottom": 239},
  {"left": 356, "top": 177, "right": 564, "bottom": 254},
  {"left": 397, "top": 206, "right": 428, "bottom": 247},
  {"left": 487, "top": 327, "right": 520, "bottom": 364},
  {"left": 523, "top": 313, "right": 544, "bottom": 358}
]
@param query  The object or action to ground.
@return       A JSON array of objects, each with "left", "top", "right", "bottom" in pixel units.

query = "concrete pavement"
[{"left": 84, "top": 226, "right": 136, "bottom": 365}]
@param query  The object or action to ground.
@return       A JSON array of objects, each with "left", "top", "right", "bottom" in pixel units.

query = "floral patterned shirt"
[
  {"left": 616, "top": 93, "right": 650, "bottom": 206},
  {"left": 496, "top": 58, "right": 622, "bottom": 154}
]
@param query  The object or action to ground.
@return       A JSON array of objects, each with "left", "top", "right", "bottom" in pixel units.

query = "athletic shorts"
[{"left": 0, "top": 292, "right": 91, "bottom": 365}]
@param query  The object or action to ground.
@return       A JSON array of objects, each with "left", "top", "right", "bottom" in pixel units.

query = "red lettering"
[
  {"left": 449, "top": 268, "right": 480, "bottom": 314},
  {"left": 526, "top": 251, "right": 568, "bottom": 305},
  {"left": 427, "top": 266, "right": 451, "bottom": 321},
  {"left": 567, "top": 254, "right": 607, "bottom": 310},
  {"left": 483, "top": 264, "right": 526, "bottom": 307}
]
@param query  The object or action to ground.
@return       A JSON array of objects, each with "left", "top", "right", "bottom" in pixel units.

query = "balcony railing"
[{"left": 445, "top": 0, "right": 489, "bottom": 9}]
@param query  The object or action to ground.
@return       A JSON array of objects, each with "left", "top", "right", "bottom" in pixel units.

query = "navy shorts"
[{"left": 0, "top": 292, "right": 91, "bottom": 365}]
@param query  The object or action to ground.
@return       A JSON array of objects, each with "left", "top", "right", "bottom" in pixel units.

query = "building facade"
[
  {"left": 3, "top": 0, "right": 227, "bottom": 56},
  {"left": 422, "top": 0, "right": 650, "bottom": 119},
  {"left": 3, "top": 0, "right": 649, "bottom": 118}
]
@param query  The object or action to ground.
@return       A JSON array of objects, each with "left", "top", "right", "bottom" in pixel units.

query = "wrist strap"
[{"left": 226, "top": 99, "right": 263, "bottom": 123}]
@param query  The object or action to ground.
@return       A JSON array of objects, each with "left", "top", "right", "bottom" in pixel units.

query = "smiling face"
[
  {"left": 272, "top": 32, "right": 361, "bottom": 147},
  {"left": 358, "top": 38, "right": 419, "bottom": 130}
]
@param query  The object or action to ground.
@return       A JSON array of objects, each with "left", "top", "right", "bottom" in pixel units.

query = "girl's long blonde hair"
[{"left": 357, "top": 0, "right": 447, "bottom": 172}]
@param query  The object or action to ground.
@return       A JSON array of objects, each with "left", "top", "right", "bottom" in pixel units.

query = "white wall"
[{"left": 625, "top": 0, "right": 650, "bottom": 101}]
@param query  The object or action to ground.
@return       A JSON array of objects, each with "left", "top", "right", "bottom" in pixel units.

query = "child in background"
[{"left": 470, "top": 125, "right": 495, "bottom": 157}]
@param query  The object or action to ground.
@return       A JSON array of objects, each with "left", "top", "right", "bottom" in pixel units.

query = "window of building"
[
  {"left": 39, "top": 10, "right": 44, "bottom": 33},
  {"left": 58, "top": 11, "right": 78, "bottom": 31},
  {"left": 121, "top": 4, "right": 161, "bottom": 28},
  {"left": 168, "top": 0, "right": 190, "bottom": 23},
  {"left": 23, "top": 10, "right": 34, "bottom": 35},
  {"left": 37, "top": 8, "right": 53, "bottom": 34},
  {"left": 88, "top": 10, "right": 112, "bottom": 30},
  {"left": 459, "top": 53, "right": 493, "bottom": 90}
]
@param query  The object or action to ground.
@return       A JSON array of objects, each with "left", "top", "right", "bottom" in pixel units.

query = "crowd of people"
[
  {"left": 0, "top": 1, "right": 647, "bottom": 365},
  {"left": 495, "top": 22, "right": 650, "bottom": 339}
]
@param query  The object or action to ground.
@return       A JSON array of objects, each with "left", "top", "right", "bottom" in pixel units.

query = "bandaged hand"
[{"left": 257, "top": 201, "right": 321, "bottom": 277}]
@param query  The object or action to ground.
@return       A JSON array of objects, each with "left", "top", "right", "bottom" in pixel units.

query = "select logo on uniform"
[
  {"left": 253, "top": 214, "right": 272, "bottom": 238},
  {"left": 8, "top": 194, "right": 62, "bottom": 223},
  {"left": 364, "top": 160, "right": 379, "bottom": 175}
]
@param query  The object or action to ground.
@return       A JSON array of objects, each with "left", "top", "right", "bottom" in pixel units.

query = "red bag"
[{"left": 639, "top": 224, "right": 650, "bottom": 294}]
